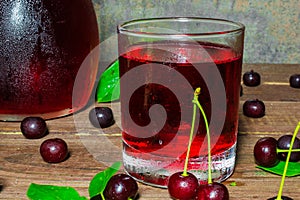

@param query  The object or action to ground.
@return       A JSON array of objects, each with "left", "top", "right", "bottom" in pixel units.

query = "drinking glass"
[
  {"left": 118, "top": 17, "right": 245, "bottom": 187},
  {"left": 0, "top": 0, "right": 99, "bottom": 121}
]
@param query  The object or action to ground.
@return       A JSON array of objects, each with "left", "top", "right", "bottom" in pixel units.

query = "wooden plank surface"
[{"left": 1, "top": 64, "right": 300, "bottom": 199}]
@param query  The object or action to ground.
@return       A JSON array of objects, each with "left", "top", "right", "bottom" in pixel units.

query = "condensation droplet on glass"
[{"left": 158, "top": 139, "right": 163, "bottom": 145}]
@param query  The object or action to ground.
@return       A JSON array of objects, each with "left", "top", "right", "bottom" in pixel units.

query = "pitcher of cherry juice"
[{"left": 0, "top": 0, "right": 99, "bottom": 121}]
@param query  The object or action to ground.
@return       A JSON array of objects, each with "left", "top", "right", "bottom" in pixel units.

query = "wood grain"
[{"left": 1, "top": 64, "right": 300, "bottom": 199}]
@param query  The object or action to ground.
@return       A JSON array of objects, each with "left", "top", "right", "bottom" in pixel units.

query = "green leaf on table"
[
  {"left": 256, "top": 161, "right": 300, "bottom": 177},
  {"left": 27, "top": 183, "right": 87, "bottom": 200},
  {"left": 96, "top": 60, "right": 120, "bottom": 102},
  {"left": 88, "top": 161, "right": 122, "bottom": 199}
]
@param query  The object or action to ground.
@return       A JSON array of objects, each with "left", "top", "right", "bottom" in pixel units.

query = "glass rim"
[{"left": 118, "top": 17, "right": 245, "bottom": 37}]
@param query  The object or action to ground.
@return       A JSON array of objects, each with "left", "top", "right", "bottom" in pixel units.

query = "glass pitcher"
[{"left": 0, "top": 0, "right": 99, "bottom": 121}]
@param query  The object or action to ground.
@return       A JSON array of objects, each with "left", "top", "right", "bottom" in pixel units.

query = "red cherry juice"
[
  {"left": 119, "top": 41, "right": 242, "bottom": 187},
  {"left": 0, "top": 0, "right": 99, "bottom": 120}
]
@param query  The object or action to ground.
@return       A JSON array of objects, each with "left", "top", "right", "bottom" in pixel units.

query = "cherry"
[
  {"left": 277, "top": 135, "right": 300, "bottom": 162},
  {"left": 167, "top": 172, "right": 199, "bottom": 200},
  {"left": 243, "top": 70, "right": 261, "bottom": 87},
  {"left": 258, "top": 123, "right": 300, "bottom": 200},
  {"left": 20, "top": 117, "right": 48, "bottom": 139},
  {"left": 268, "top": 196, "right": 294, "bottom": 200},
  {"left": 254, "top": 137, "right": 279, "bottom": 167},
  {"left": 243, "top": 99, "right": 265, "bottom": 118},
  {"left": 196, "top": 182, "right": 229, "bottom": 200},
  {"left": 89, "top": 107, "right": 115, "bottom": 128},
  {"left": 104, "top": 174, "right": 138, "bottom": 200},
  {"left": 289, "top": 74, "right": 300, "bottom": 88},
  {"left": 40, "top": 138, "right": 69, "bottom": 163}
]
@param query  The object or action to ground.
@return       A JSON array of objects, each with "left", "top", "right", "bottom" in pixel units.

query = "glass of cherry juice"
[
  {"left": 118, "top": 17, "right": 245, "bottom": 187},
  {"left": 0, "top": 0, "right": 99, "bottom": 121}
]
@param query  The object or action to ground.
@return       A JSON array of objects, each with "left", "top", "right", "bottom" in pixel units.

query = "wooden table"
[{"left": 1, "top": 64, "right": 300, "bottom": 200}]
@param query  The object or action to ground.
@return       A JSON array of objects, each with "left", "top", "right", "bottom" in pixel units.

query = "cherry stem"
[
  {"left": 182, "top": 88, "right": 212, "bottom": 185},
  {"left": 193, "top": 88, "right": 213, "bottom": 184},
  {"left": 277, "top": 148, "right": 300, "bottom": 153},
  {"left": 276, "top": 121, "right": 300, "bottom": 200},
  {"left": 101, "top": 193, "right": 105, "bottom": 200},
  {"left": 182, "top": 93, "right": 197, "bottom": 177}
]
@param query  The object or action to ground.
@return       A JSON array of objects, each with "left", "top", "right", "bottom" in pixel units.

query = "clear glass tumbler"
[{"left": 118, "top": 17, "right": 245, "bottom": 187}]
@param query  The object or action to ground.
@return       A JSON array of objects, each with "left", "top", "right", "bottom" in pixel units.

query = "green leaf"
[
  {"left": 88, "top": 161, "right": 122, "bottom": 199},
  {"left": 256, "top": 161, "right": 300, "bottom": 177},
  {"left": 27, "top": 183, "right": 88, "bottom": 200},
  {"left": 96, "top": 60, "right": 120, "bottom": 102}
]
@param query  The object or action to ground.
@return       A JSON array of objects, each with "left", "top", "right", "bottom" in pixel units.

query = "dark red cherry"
[
  {"left": 104, "top": 174, "right": 138, "bottom": 200},
  {"left": 243, "top": 70, "right": 261, "bottom": 87},
  {"left": 277, "top": 135, "right": 300, "bottom": 162},
  {"left": 254, "top": 137, "right": 279, "bottom": 167},
  {"left": 289, "top": 74, "right": 300, "bottom": 88},
  {"left": 89, "top": 107, "right": 115, "bottom": 128},
  {"left": 196, "top": 182, "right": 229, "bottom": 200},
  {"left": 167, "top": 172, "right": 199, "bottom": 200},
  {"left": 243, "top": 99, "right": 265, "bottom": 118},
  {"left": 20, "top": 117, "right": 48, "bottom": 139},
  {"left": 40, "top": 138, "right": 69, "bottom": 163}
]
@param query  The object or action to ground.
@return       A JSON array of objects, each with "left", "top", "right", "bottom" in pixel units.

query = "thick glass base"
[{"left": 123, "top": 142, "right": 236, "bottom": 188}]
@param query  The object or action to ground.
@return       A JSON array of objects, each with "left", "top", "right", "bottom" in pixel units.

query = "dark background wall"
[{"left": 92, "top": 0, "right": 299, "bottom": 64}]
